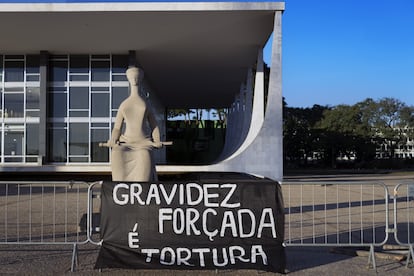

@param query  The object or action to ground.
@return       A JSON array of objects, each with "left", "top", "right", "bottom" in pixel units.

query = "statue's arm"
[
  {"left": 109, "top": 109, "right": 124, "bottom": 146},
  {"left": 148, "top": 109, "right": 162, "bottom": 148}
]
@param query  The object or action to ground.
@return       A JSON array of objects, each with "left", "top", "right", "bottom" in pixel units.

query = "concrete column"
[
  {"left": 211, "top": 11, "right": 283, "bottom": 181},
  {"left": 243, "top": 68, "right": 253, "bottom": 131},
  {"left": 252, "top": 49, "right": 264, "bottom": 127},
  {"left": 220, "top": 49, "right": 265, "bottom": 161},
  {"left": 38, "top": 51, "right": 48, "bottom": 164},
  {"left": 265, "top": 11, "right": 283, "bottom": 180}
]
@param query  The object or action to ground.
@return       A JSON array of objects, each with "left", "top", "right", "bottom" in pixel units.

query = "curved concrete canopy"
[{"left": 0, "top": 2, "right": 284, "bottom": 108}]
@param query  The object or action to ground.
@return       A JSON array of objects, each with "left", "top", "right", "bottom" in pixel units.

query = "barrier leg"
[
  {"left": 367, "top": 245, "right": 377, "bottom": 271},
  {"left": 406, "top": 245, "right": 414, "bottom": 268},
  {"left": 71, "top": 243, "right": 79, "bottom": 272}
]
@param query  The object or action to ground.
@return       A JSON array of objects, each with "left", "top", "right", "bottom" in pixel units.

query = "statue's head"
[{"left": 126, "top": 66, "right": 144, "bottom": 85}]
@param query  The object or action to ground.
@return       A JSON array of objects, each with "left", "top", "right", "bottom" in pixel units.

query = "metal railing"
[
  {"left": 87, "top": 181, "right": 102, "bottom": 246},
  {"left": 0, "top": 181, "right": 92, "bottom": 272},
  {"left": 1, "top": 179, "right": 413, "bottom": 272},
  {"left": 393, "top": 181, "right": 414, "bottom": 267},
  {"left": 281, "top": 181, "right": 390, "bottom": 269}
]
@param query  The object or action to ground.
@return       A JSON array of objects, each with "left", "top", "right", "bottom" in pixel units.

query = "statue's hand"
[{"left": 152, "top": 141, "right": 163, "bottom": 149}]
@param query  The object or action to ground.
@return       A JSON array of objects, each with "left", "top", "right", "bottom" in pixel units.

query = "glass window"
[
  {"left": 91, "top": 128, "right": 109, "bottom": 162},
  {"left": 69, "top": 157, "right": 88, "bottom": 162},
  {"left": 50, "top": 60, "right": 68, "bottom": 82},
  {"left": 26, "top": 124, "right": 39, "bottom": 155},
  {"left": 48, "top": 128, "right": 67, "bottom": 162},
  {"left": 70, "top": 87, "right": 89, "bottom": 109},
  {"left": 91, "top": 60, "right": 110, "bottom": 81},
  {"left": 91, "top": 86, "right": 109, "bottom": 92},
  {"left": 112, "top": 87, "right": 129, "bottom": 109},
  {"left": 69, "top": 123, "right": 89, "bottom": 155},
  {"left": 112, "top": 75, "right": 127, "bottom": 81},
  {"left": 4, "top": 60, "right": 24, "bottom": 82},
  {"left": 50, "top": 93, "right": 67, "bottom": 117},
  {"left": 70, "top": 55, "right": 89, "bottom": 73},
  {"left": 92, "top": 93, "right": 109, "bottom": 117},
  {"left": 26, "top": 87, "right": 40, "bottom": 110},
  {"left": 26, "top": 75, "right": 40, "bottom": 82},
  {"left": 70, "top": 75, "right": 89, "bottom": 81},
  {"left": 26, "top": 55, "right": 40, "bottom": 74},
  {"left": 91, "top": 123, "right": 109, "bottom": 128},
  {"left": 4, "top": 125, "right": 24, "bottom": 156},
  {"left": 69, "top": 110, "right": 89, "bottom": 117},
  {"left": 4, "top": 94, "right": 24, "bottom": 118},
  {"left": 4, "top": 87, "right": 23, "bottom": 92}
]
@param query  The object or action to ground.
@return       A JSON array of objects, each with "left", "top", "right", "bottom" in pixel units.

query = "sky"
[
  {"left": 2, "top": 0, "right": 413, "bottom": 109},
  {"left": 271, "top": 0, "right": 414, "bottom": 108}
]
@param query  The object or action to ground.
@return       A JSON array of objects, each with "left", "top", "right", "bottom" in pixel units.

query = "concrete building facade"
[{"left": 0, "top": 1, "right": 284, "bottom": 181}]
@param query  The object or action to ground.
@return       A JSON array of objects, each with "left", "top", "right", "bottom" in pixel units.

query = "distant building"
[{"left": 376, "top": 128, "right": 414, "bottom": 159}]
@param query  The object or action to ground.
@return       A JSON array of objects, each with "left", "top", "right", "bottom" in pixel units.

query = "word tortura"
[{"left": 140, "top": 245, "right": 268, "bottom": 267}]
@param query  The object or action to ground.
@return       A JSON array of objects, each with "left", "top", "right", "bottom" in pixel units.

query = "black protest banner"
[{"left": 95, "top": 180, "right": 285, "bottom": 273}]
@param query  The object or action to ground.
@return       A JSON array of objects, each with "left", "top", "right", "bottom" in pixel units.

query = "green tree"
[
  {"left": 362, "top": 97, "right": 413, "bottom": 159},
  {"left": 317, "top": 103, "right": 375, "bottom": 167},
  {"left": 283, "top": 103, "right": 327, "bottom": 167}
]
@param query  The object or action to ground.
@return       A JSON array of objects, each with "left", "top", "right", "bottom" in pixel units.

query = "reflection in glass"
[
  {"left": 26, "top": 87, "right": 40, "bottom": 109},
  {"left": 69, "top": 87, "right": 89, "bottom": 109},
  {"left": 26, "top": 124, "right": 39, "bottom": 155},
  {"left": 4, "top": 94, "right": 24, "bottom": 118},
  {"left": 50, "top": 93, "right": 67, "bottom": 117},
  {"left": 91, "top": 128, "right": 109, "bottom": 162},
  {"left": 4, "top": 125, "right": 24, "bottom": 156},
  {"left": 112, "top": 75, "right": 127, "bottom": 81},
  {"left": 69, "top": 157, "right": 88, "bottom": 162},
  {"left": 69, "top": 123, "right": 89, "bottom": 156},
  {"left": 112, "top": 86, "right": 129, "bottom": 109},
  {"left": 50, "top": 60, "right": 68, "bottom": 82},
  {"left": 69, "top": 111, "right": 89, "bottom": 117},
  {"left": 92, "top": 93, "right": 109, "bottom": 117},
  {"left": 26, "top": 55, "right": 40, "bottom": 74},
  {"left": 70, "top": 75, "right": 89, "bottom": 81},
  {"left": 48, "top": 128, "right": 67, "bottom": 162},
  {"left": 91, "top": 60, "right": 110, "bottom": 81},
  {"left": 5, "top": 61, "right": 24, "bottom": 82},
  {"left": 26, "top": 75, "right": 40, "bottom": 82}
]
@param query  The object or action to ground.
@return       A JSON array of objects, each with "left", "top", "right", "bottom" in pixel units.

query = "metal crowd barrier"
[
  {"left": 0, "top": 180, "right": 92, "bottom": 272},
  {"left": 1, "top": 179, "right": 414, "bottom": 272},
  {"left": 393, "top": 181, "right": 414, "bottom": 267},
  {"left": 281, "top": 181, "right": 390, "bottom": 269},
  {"left": 87, "top": 181, "right": 103, "bottom": 246}
]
